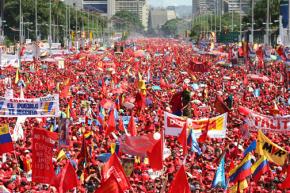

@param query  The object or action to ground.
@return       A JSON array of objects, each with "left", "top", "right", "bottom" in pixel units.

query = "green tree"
[
  {"left": 191, "top": 12, "right": 241, "bottom": 40},
  {"left": 112, "top": 10, "right": 144, "bottom": 33},
  {"left": 3, "top": 0, "right": 106, "bottom": 43},
  {"left": 243, "top": 0, "right": 280, "bottom": 30},
  {"left": 161, "top": 18, "right": 182, "bottom": 37}
]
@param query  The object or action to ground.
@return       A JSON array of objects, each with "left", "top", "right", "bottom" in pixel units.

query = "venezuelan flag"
[
  {"left": 229, "top": 179, "right": 248, "bottom": 193},
  {"left": 251, "top": 156, "right": 269, "bottom": 182},
  {"left": 229, "top": 153, "right": 252, "bottom": 183},
  {"left": 43, "top": 102, "right": 54, "bottom": 113},
  {"left": 0, "top": 124, "right": 14, "bottom": 154}
]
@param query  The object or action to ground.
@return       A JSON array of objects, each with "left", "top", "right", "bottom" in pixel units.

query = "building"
[
  {"left": 63, "top": 0, "right": 83, "bottom": 10},
  {"left": 149, "top": 8, "right": 177, "bottom": 30},
  {"left": 192, "top": 0, "right": 199, "bottom": 17},
  {"left": 115, "top": 0, "right": 149, "bottom": 31},
  {"left": 83, "top": 0, "right": 116, "bottom": 17},
  {"left": 225, "top": 0, "right": 251, "bottom": 16},
  {"left": 198, "top": 0, "right": 225, "bottom": 15}
]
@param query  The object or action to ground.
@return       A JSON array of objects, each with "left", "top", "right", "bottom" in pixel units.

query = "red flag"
[
  {"left": 279, "top": 165, "right": 290, "bottom": 189},
  {"left": 127, "top": 115, "right": 137, "bottom": 136},
  {"left": 177, "top": 121, "right": 188, "bottom": 155},
  {"left": 77, "top": 136, "right": 90, "bottom": 168},
  {"left": 160, "top": 78, "right": 167, "bottom": 89},
  {"left": 147, "top": 139, "right": 163, "bottom": 171},
  {"left": 198, "top": 119, "right": 210, "bottom": 143},
  {"left": 95, "top": 175, "right": 121, "bottom": 193},
  {"left": 32, "top": 129, "right": 58, "bottom": 184},
  {"left": 168, "top": 165, "right": 190, "bottom": 193},
  {"left": 105, "top": 109, "right": 116, "bottom": 136},
  {"left": 214, "top": 96, "right": 229, "bottom": 114},
  {"left": 102, "top": 79, "right": 107, "bottom": 94},
  {"left": 135, "top": 91, "right": 146, "bottom": 110},
  {"left": 59, "top": 161, "right": 78, "bottom": 193},
  {"left": 60, "top": 85, "right": 70, "bottom": 98},
  {"left": 243, "top": 75, "right": 249, "bottom": 86},
  {"left": 102, "top": 154, "right": 130, "bottom": 191},
  {"left": 118, "top": 118, "right": 125, "bottom": 131}
]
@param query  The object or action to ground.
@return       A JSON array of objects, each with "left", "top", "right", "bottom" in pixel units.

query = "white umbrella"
[{"left": 123, "top": 102, "right": 135, "bottom": 109}]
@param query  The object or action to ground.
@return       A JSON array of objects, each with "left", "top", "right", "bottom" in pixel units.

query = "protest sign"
[
  {"left": 164, "top": 112, "right": 227, "bottom": 138},
  {"left": 0, "top": 94, "right": 59, "bottom": 117},
  {"left": 240, "top": 107, "right": 290, "bottom": 134},
  {"left": 32, "top": 128, "right": 58, "bottom": 184}
]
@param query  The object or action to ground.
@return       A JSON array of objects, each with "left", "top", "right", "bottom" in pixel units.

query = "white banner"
[
  {"left": 164, "top": 112, "right": 227, "bottom": 138},
  {"left": 242, "top": 107, "right": 290, "bottom": 134},
  {"left": 0, "top": 94, "right": 59, "bottom": 117}
]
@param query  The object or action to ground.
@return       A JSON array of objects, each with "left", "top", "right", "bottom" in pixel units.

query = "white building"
[
  {"left": 226, "top": 0, "right": 251, "bottom": 16},
  {"left": 150, "top": 8, "right": 177, "bottom": 30}
]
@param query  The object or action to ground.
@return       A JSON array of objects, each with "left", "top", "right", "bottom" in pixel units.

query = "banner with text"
[
  {"left": 32, "top": 128, "right": 58, "bottom": 184},
  {"left": 164, "top": 112, "right": 227, "bottom": 138},
  {"left": 241, "top": 107, "right": 290, "bottom": 134},
  {"left": 0, "top": 94, "right": 59, "bottom": 117}
]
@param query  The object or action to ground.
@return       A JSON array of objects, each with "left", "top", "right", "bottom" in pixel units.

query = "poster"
[
  {"left": 58, "top": 118, "right": 70, "bottom": 148},
  {"left": 0, "top": 94, "right": 59, "bottom": 117},
  {"left": 241, "top": 107, "right": 290, "bottom": 134},
  {"left": 164, "top": 112, "right": 227, "bottom": 138},
  {"left": 32, "top": 128, "right": 58, "bottom": 184}
]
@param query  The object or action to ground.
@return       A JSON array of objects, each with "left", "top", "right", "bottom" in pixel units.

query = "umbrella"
[
  {"left": 152, "top": 85, "right": 162, "bottom": 91},
  {"left": 123, "top": 102, "right": 135, "bottom": 109},
  {"left": 96, "top": 153, "right": 111, "bottom": 163},
  {"left": 247, "top": 74, "right": 270, "bottom": 82}
]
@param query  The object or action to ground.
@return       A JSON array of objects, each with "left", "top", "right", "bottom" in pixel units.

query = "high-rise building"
[
  {"left": 115, "top": 0, "right": 149, "bottom": 31},
  {"left": 83, "top": 0, "right": 116, "bottom": 17},
  {"left": 150, "top": 8, "right": 177, "bottom": 30},
  {"left": 198, "top": 0, "right": 226, "bottom": 15},
  {"left": 226, "top": 0, "right": 251, "bottom": 16}
]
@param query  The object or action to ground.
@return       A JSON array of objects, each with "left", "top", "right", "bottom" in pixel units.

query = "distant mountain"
[{"left": 174, "top": 5, "right": 192, "bottom": 19}]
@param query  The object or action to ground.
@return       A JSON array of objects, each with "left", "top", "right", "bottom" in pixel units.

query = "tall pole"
[
  {"left": 288, "top": 0, "right": 290, "bottom": 45},
  {"left": 75, "top": 6, "right": 78, "bottom": 48},
  {"left": 214, "top": 0, "right": 217, "bottom": 33},
  {"left": 19, "top": 0, "right": 22, "bottom": 44},
  {"left": 239, "top": 0, "right": 242, "bottom": 41},
  {"left": 266, "top": 0, "right": 270, "bottom": 45},
  {"left": 219, "top": 0, "right": 222, "bottom": 32},
  {"left": 49, "top": 0, "right": 52, "bottom": 52},
  {"left": 251, "top": 0, "right": 254, "bottom": 43},
  {"left": 87, "top": 11, "right": 90, "bottom": 41},
  {"left": 231, "top": 10, "right": 234, "bottom": 32},
  {"left": 35, "top": 0, "right": 38, "bottom": 41}
]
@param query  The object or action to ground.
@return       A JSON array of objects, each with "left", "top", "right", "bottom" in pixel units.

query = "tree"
[
  {"left": 190, "top": 12, "right": 241, "bottom": 40},
  {"left": 243, "top": 0, "right": 280, "bottom": 30},
  {"left": 161, "top": 19, "right": 182, "bottom": 37},
  {"left": 112, "top": 10, "right": 144, "bottom": 33},
  {"left": 3, "top": 0, "right": 106, "bottom": 43}
]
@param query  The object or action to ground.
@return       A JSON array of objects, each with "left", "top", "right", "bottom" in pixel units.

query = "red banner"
[
  {"left": 32, "top": 128, "right": 58, "bottom": 184},
  {"left": 120, "top": 134, "right": 158, "bottom": 157}
]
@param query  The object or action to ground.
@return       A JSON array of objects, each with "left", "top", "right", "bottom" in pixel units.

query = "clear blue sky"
[{"left": 148, "top": 0, "right": 192, "bottom": 7}]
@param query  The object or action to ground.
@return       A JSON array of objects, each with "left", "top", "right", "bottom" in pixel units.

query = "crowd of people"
[{"left": 0, "top": 38, "right": 289, "bottom": 192}]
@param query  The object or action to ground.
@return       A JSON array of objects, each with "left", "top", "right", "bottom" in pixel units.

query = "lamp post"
[
  {"left": 49, "top": 0, "right": 52, "bottom": 53},
  {"left": 251, "top": 0, "right": 254, "bottom": 43},
  {"left": 266, "top": 0, "right": 270, "bottom": 45},
  {"left": 35, "top": 0, "right": 38, "bottom": 41}
]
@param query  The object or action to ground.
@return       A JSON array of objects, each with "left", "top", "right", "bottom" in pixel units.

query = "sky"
[{"left": 148, "top": 0, "right": 192, "bottom": 7}]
